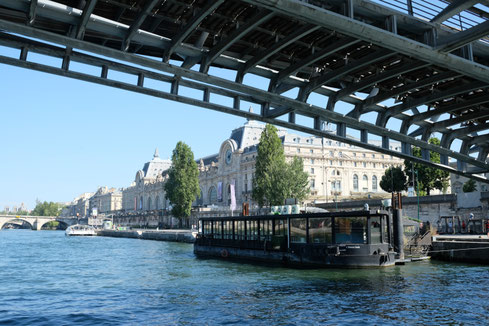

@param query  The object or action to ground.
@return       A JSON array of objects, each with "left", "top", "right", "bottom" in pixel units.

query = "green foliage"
[
  {"left": 164, "top": 141, "right": 200, "bottom": 219},
  {"left": 463, "top": 179, "right": 477, "bottom": 193},
  {"left": 380, "top": 166, "right": 407, "bottom": 193},
  {"left": 286, "top": 157, "right": 310, "bottom": 202},
  {"left": 43, "top": 221, "right": 60, "bottom": 230},
  {"left": 252, "top": 124, "right": 309, "bottom": 206},
  {"left": 404, "top": 138, "right": 450, "bottom": 195},
  {"left": 31, "top": 201, "right": 62, "bottom": 216}
]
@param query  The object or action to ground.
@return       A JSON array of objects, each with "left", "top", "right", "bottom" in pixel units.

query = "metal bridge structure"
[{"left": 1, "top": 0, "right": 489, "bottom": 181}]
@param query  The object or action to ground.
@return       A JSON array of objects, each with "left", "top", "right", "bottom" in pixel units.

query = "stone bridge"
[{"left": 0, "top": 215, "right": 78, "bottom": 231}]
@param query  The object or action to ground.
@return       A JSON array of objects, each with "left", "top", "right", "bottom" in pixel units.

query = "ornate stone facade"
[
  {"left": 89, "top": 187, "right": 122, "bottom": 215},
  {"left": 121, "top": 149, "right": 171, "bottom": 212}
]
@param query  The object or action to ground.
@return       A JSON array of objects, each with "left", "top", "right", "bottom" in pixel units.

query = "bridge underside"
[{"left": 1, "top": 0, "right": 489, "bottom": 181}]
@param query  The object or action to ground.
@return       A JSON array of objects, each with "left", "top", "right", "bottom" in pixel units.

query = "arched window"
[
  {"left": 372, "top": 176, "right": 378, "bottom": 192},
  {"left": 331, "top": 169, "right": 335, "bottom": 176},
  {"left": 139, "top": 196, "right": 143, "bottom": 210},
  {"left": 363, "top": 175, "right": 368, "bottom": 192},
  {"left": 155, "top": 196, "right": 159, "bottom": 210},
  {"left": 208, "top": 186, "right": 217, "bottom": 204},
  {"left": 353, "top": 174, "right": 358, "bottom": 192},
  {"left": 147, "top": 197, "right": 152, "bottom": 210}
]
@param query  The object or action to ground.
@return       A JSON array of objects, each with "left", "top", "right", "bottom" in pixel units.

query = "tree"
[
  {"left": 463, "top": 179, "right": 477, "bottom": 193},
  {"left": 404, "top": 138, "right": 450, "bottom": 195},
  {"left": 286, "top": 157, "right": 310, "bottom": 202},
  {"left": 164, "top": 141, "right": 200, "bottom": 225},
  {"left": 31, "top": 201, "right": 62, "bottom": 216},
  {"left": 252, "top": 124, "right": 309, "bottom": 206},
  {"left": 252, "top": 124, "right": 287, "bottom": 206},
  {"left": 380, "top": 166, "right": 407, "bottom": 193}
]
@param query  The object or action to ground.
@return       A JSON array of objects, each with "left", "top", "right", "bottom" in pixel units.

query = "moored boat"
[
  {"left": 194, "top": 210, "right": 397, "bottom": 268},
  {"left": 65, "top": 224, "right": 97, "bottom": 236}
]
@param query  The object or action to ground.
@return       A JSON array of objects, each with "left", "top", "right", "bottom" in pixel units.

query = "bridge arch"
[
  {"left": 39, "top": 219, "right": 69, "bottom": 230},
  {"left": 0, "top": 218, "right": 34, "bottom": 230}
]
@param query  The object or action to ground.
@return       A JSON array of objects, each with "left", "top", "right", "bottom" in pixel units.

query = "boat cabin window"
[
  {"left": 334, "top": 217, "right": 367, "bottom": 244},
  {"left": 290, "top": 218, "right": 307, "bottom": 243},
  {"left": 247, "top": 220, "right": 258, "bottom": 240},
  {"left": 370, "top": 216, "right": 381, "bottom": 244},
  {"left": 224, "top": 221, "right": 233, "bottom": 239},
  {"left": 260, "top": 220, "right": 273, "bottom": 241},
  {"left": 274, "top": 219, "right": 287, "bottom": 236},
  {"left": 213, "top": 221, "right": 223, "bottom": 239},
  {"left": 309, "top": 217, "right": 333, "bottom": 244},
  {"left": 236, "top": 220, "right": 245, "bottom": 240}
]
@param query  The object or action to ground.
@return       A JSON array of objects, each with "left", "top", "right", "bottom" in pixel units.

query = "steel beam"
[
  {"left": 238, "top": 25, "right": 319, "bottom": 78},
  {"left": 335, "top": 61, "right": 430, "bottom": 101},
  {"left": 164, "top": 0, "right": 224, "bottom": 62},
  {"left": 409, "top": 93, "right": 489, "bottom": 123},
  {"left": 437, "top": 20, "right": 489, "bottom": 52},
  {"left": 243, "top": 0, "right": 489, "bottom": 84},
  {"left": 122, "top": 0, "right": 161, "bottom": 51},
  {"left": 431, "top": 0, "right": 479, "bottom": 24},
  {"left": 28, "top": 0, "right": 38, "bottom": 25},
  {"left": 272, "top": 37, "right": 360, "bottom": 87},
  {"left": 376, "top": 81, "right": 487, "bottom": 127},
  {"left": 200, "top": 10, "right": 275, "bottom": 73},
  {"left": 302, "top": 49, "right": 396, "bottom": 96},
  {"left": 359, "top": 70, "right": 461, "bottom": 113},
  {"left": 76, "top": 0, "right": 97, "bottom": 39},
  {"left": 1, "top": 18, "right": 489, "bottom": 174}
]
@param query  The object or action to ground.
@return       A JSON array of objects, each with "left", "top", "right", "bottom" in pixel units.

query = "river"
[{"left": 1, "top": 230, "right": 488, "bottom": 325}]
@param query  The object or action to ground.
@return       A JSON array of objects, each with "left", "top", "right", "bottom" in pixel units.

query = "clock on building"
[{"left": 225, "top": 149, "right": 232, "bottom": 165}]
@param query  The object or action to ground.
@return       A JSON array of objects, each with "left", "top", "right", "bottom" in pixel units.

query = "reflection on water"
[{"left": 0, "top": 230, "right": 488, "bottom": 325}]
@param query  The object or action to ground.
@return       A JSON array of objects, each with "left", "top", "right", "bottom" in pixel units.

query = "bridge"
[
  {"left": 1, "top": 0, "right": 489, "bottom": 181},
  {"left": 0, "top": 215, "right": 78, "bottom": 230}
]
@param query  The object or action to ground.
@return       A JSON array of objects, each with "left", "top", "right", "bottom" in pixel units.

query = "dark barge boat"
[{"left": 194, "top": 210, "right": 397, "bottom": 268}]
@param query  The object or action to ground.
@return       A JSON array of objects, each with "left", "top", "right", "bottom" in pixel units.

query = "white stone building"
[
  {"left": 89, "top": 186, "right": 122, "bottom": 215},
  {"left": 121, "top": 149, "right": 171, "bottom": 211}
]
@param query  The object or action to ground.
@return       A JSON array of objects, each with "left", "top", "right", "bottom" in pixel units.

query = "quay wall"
[
  {"left": 431, "top": 237, "right": 489, "bottom": 264},
  {"left": 98, "top": 229, "right": 195, "bottom": 243}
]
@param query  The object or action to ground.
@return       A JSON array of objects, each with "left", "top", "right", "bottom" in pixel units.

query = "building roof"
[{"left": 142, "top": 148, "right": 172, "bottom": 179}]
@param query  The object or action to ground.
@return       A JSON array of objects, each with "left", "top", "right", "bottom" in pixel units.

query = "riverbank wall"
[
  {"left": 431, "top": 235, "right": 489, "bottom": 264},
  {"left": 97, "top": 229, "right": 196, "bottom": 243}
]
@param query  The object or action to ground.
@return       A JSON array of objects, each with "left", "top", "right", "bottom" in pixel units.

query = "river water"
[{"left": 1, "top": 230, "right": 488, "bottom": 325}]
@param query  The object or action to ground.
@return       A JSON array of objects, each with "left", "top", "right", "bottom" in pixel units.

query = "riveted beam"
[
  {"left": 431, "top": 0, "right": 479, "bottom": 24},
  {"left": 437, "top": 20, "right": 489, "bottom": 52},
  {"left": 302, "top": 49, "right": 396, "bottom": 96},
  {"left": 273, "top": 37, "right": 360, "bottom": 87},
  {"left": 376, "top": 81, "right": 487, "bottom": 127},
  {"left": 76, "top": 0, "right": 97, "bottom": 39},
  {"left": 200, "top": 10, "right": 275, "bottom": 73},
  {"left": 359, "top": 70, "right": 461, "bottom": 113},
  {"left": 243, "top": 0, "right": 489, "bottom": 84},
  {"left": 28, "top": 0, "right": 38, "bottom": 25},
  {"left": 239, "top": 25, "right": 319, "bottom": 78},
  {"left": 164, "top": 0, "right": 224, "bottom": 62},
  {"left": 409, "top": 93, "right": 489, "bottom": 124},
  {"left": 336, "top": 61, "right": 430, "bottom": 101},
  {"left": 122, "top": 0, "right": 161, "bottom": 51}
]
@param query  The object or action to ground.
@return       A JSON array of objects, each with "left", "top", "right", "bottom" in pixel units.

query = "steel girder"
[{"left": 1, "top": 0, "right": 489, "bottom": 182}]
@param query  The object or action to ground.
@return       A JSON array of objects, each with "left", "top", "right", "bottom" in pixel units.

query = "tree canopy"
[
  {"left": 404, "top": 138, "right": 450, "bottom": 196},
  {"left": 379, "top": 166, "right": 407, "bottom": 193},
  {"left": 252, "top": 124, "right": 309, "bottom": 206},
  {"left": 463, "top": 179, "right": 477, "bottom": 193},
  {"left": 164, "top": 141, "right": 200, "bottom": 220},
  {"left": 31, "top": 201, "right": 62, "bottom": 216}
]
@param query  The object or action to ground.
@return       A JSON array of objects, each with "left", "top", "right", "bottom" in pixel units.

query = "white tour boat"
[{"left": 65, "top": 224, "right": 97, "bottom": 236}]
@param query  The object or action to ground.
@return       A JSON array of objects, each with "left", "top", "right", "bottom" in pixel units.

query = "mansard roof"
[{"left": 141, "top": 148, "right": 172, "bottom": 179}]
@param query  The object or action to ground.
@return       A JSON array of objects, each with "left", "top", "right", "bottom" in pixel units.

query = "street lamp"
[{"left": 414, "top": 169, "right": 420, "bottom": 221}]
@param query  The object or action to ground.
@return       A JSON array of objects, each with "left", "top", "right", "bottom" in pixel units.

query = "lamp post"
[{"left": 415, "top": 169, "right": 420, "bottom": 221}]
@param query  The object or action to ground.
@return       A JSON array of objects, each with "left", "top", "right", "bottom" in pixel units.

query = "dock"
[
  {"left": 97, "top": 229, "right": 196, "bottom": 243},
  {"left": 431, "top": 235, "right": 489, "bottom": 264}
]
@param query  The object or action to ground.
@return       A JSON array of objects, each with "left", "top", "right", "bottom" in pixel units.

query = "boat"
[
  {"left": 194, "top": 210, "right": 398, "bottom": 268},
  {"left": 65, "top": 224, "right": 97, "bottom": 236}
]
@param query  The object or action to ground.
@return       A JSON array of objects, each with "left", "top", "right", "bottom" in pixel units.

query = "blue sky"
[{"left": 0, "top": 59, "right": 246, "bottom": 210}]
